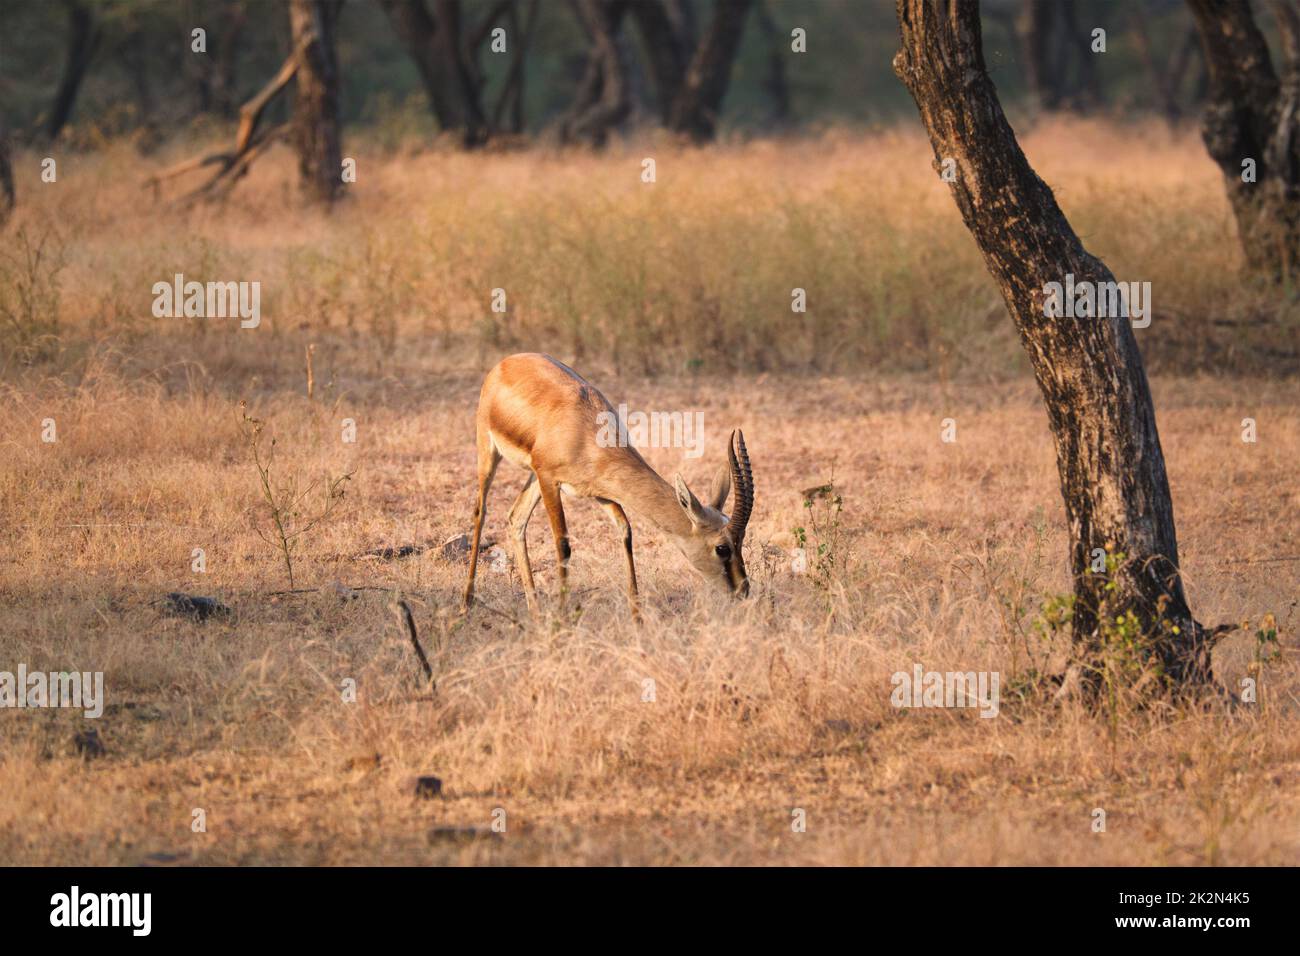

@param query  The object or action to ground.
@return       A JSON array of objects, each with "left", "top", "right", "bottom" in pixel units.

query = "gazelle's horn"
[{"left": 727, "top": 429, "right": 753, "bottom": 543}]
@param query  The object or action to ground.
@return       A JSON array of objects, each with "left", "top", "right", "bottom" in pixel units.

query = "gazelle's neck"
[{"left": 600, "top": 455, "right": 694, "bottom": 540}]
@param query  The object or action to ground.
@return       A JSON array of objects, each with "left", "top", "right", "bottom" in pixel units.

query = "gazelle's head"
[{"left": 672, "top": 430, "right": 754, "bottom": 597}]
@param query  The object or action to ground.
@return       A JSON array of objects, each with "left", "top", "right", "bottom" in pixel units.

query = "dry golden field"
[{"left": 1, "top": 120, "right": 1298, "bottom": 865}]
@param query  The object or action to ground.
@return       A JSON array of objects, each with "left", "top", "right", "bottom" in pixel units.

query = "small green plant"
[
  {"left": 792, "top": 475, "right": 844, "bottom": 590},
  {"left": 1246, "top": 612, "right": 1281, "bottom": 711},
  {"left": 240, "top": 403, "right": 352, "bottom": 588}
]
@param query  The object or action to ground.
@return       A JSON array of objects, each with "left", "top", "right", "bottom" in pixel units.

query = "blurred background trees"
[{"left": 3, "top": 0, "right": 1291, "bottom": 150}]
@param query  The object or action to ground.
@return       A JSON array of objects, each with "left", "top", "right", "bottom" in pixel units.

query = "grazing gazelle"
[{"left": 462, "top": 353, "right": 754, "bottom": 616}]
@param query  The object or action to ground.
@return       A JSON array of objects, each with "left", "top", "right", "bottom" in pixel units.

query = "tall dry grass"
[{"left": 2, "top": 118, "right": 1295, "bottom": 386}]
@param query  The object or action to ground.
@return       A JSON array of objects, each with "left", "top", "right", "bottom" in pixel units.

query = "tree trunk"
[
  {"left": 754, "top": 0, "right": 791, "bottom": 128},
  {"left": 1186, "top": 0, "right": 1300, "bottom": 283},
  {"left": 1017, "top": 0, "right": 1060, "bottom": 111},
  {"left": 0, "top": 119, "right": 14, "bottom": 227},
  {"left": 667, "top": 0, "right": 753, "bottom": 142},
  {"left": 628, "top": 0, "right": 690, "bottom": 123},
  {"left": 561, "top": 0, "right": 632, "bottom": 147},
  {"left": 289, "top": 0, "right": 343, "bottom": 204},
  {"left": 1130, "top": 4, "right": 1182, "bottom": 121},
  {"left": 45, "top": 0, "right": 100, "bottom": 142},
  {"left": 378, "top": 0, "right": 488, "bottom": 146},
  {"left": 493, "top": 0, "right": 539, "bottom": 134},
  {"left": 894, "top": 0, "right": 1215, "bottom": 694}
]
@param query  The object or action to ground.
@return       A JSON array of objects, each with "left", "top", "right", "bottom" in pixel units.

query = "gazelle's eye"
[{"left": 715, "top": 544, "right": 732, "bottom": 560}]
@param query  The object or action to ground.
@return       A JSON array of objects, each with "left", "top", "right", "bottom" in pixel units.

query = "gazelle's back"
[{"left": 478, "top": 353, "right": 634, "bottom": 486}]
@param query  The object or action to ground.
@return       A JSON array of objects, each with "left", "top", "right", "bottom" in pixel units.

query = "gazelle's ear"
[
  {"left": 674, "top": 474, "right": 709, "bottom": 527},
  {"left": 707, "top": 461, "right": 731, "bottom": 511}
]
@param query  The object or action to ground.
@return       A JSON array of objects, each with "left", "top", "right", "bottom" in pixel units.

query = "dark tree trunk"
[
  {"left": 1060, "top": 0, "right": 1099, "bottom": 111},
  {"left": 0, "top": 119, "right": 14, "bottom": 227},
  {"left": 45, "top": 0, "right": 100, "bottom": 142},
  {"left": 754, "top": 0, "right": 791, "bottom": 128},
  {"left": 289, "top": 0, "right": 343, "bottom": 204},
  {"left": 667, "top": 0, "right": 753, "bottom": 142},
  {"left": 1017, "top": 0, "right": 1060, "bottom": 111},
  {"left": 561, "top": 0, "right": 632, "bottom": 147},
  {"left": 1186, "top": 0, "right": 1300, "bottom": 282},
  {"left": 116, "top": 26, "right": 163, "bottom": 152},
  {"left": 894, "top": 0, "right": 1216, "bottom": 694},
  {"left": 628, "top": 0, "right": 690, "bottom": 123},
  {"left": 1130, "top": 5, "right": 1182, "bottom": 121},
  {"left": 378, "top": 0, "right": 488, "bottom": 146},
  {"left": 211, "top": 0, "right": 249, "bottom": 119},
  {"left": 493, "top": 0, "right": 539, "bottom": 134}
]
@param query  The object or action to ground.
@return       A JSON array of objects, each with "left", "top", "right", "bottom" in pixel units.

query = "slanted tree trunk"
[
  {"left": 378, "top": 0, "right": 488, "bottom": 146},
  {"left": 667, "top": 0, "right": 753, "bottom": 142},
  {"left": 561, "top": 0, "right": 632, "bottom": 147},
  {"left": 289, "top": 0, "right": 343, "bottom": 204},
  {"left": 1186, "top": 0, "right": 1300, "bottom": 283},
  {"left": 45, "top": 0, "right": 100, "bottom": 142},
  {"left": 894, "top": 0, "right": 1217, "bottom": 695}
]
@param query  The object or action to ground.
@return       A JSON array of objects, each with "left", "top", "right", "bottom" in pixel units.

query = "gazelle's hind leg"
[
  {"left": 462, "top": 429, "right": 501, "bottom": 612},
  {"left": 536, "top": 475, "right": 571, "bottom": 610},
  {"left": 507, "top": 474, "right": 543, "bottom": 616},
  {"left": 597, "top": 498, "right": 640, "bottom": 622}
]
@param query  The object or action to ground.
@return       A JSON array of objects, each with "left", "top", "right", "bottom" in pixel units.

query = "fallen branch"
[
  {"left": 394, "top": 599, "right": 435, "bottom": 687},
  {"left": 144, "top": 34, "right": 310, "bottom": 203}
]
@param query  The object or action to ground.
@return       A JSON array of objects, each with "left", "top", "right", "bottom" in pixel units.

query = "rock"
[
  {"left": 162, "top": 593, "right": 232, "bottom": 622},
  {"left": 414, "top": 775, "right": 443, "bottom": 799},
  {"left": 355, "top": 543, "right": 431, "bottom": 561},
  {"left": 331, "top": 582, "right": 360, "bottom": 602},
  {"left": 439, "top": 533, "right": 495, "bottom": 562}
]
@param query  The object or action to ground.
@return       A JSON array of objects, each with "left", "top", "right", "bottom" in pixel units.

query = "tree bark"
[
  {"left": 1186, "top": 0, "right": 1300, "bottom": 282},
  {"left": 894, "top": 0, "right": 1215, "bottom": 693},
  {"left": 378, "top": 0, "right": 488, "bottom": 146},
  {"left": 289, "top": 0, "right": 343, "bottom": 204},
  {"left": 667, "top": 0, "right": 753, "bottom": 142},
  {"left": 45, "top": 0, "right": 100, "bottom": 142}
]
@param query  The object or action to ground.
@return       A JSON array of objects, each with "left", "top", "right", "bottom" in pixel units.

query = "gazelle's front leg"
[
  {"left": 462, "top": 436, "right": 501, "bottom": 613},
  {"left": 536, "top": 475, "right": 571, "bottom": 609},
  {"left": 507, "top": 474, "right": 543, "bottom": 615},
  {"left": 598, "top": 498, "right": 640, "bottom": 622}
]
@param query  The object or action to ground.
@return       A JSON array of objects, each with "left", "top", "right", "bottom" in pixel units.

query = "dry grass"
[{"left": 0, "top": 121, "right": 1298, "bottom": 865}]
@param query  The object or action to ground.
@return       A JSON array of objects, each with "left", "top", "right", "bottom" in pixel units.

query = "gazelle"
[{"left": 462, "top": 353, "right": 754, "bottom": 616}]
